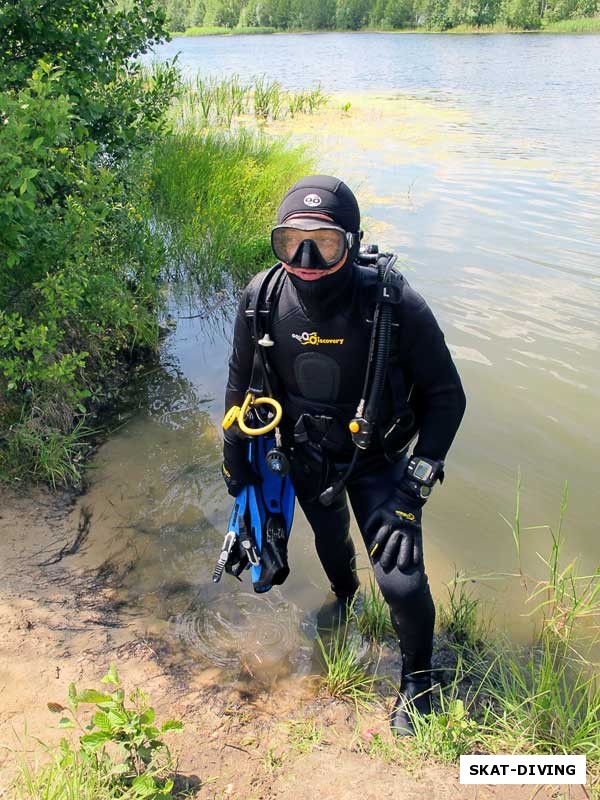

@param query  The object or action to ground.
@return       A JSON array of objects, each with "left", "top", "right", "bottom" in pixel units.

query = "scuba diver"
[{"left": 220, "top": 175, "right": 466, "bottom": 735}]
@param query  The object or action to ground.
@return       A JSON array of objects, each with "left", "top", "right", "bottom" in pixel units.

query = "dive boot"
[{"left": 391, "top": 674, "right": 433, "bottom": 737}]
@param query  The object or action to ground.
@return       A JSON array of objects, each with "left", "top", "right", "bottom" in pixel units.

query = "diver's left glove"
[
  {"left": 222, "top": 434, "right": 259, "bottom": 497},
  {"left": 366, "top": 487, "right": 424, "bottom": 572}
]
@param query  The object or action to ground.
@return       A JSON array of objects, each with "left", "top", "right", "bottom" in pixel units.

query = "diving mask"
[{"left": 271, "top": 219, "right": 355, "bottom": 269}]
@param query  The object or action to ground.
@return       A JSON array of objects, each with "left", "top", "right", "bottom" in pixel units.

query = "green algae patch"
[{"left": 265, "top": 92, "right": 471, "bottom": 164}]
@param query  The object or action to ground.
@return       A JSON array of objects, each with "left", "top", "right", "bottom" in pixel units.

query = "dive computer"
[{"left": 404, "top": 456, "right": 445, "bottom": 500}]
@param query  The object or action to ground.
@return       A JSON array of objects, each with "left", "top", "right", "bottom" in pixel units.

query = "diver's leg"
[
  {"left": 299, "top": 489, "right": 360, "bottom": 600},
  {"left": 291, "top": 446, "right": 359, "bottom": 599},
  {"left": 347, "top": 457, "right": 436, "bottom": 732}
]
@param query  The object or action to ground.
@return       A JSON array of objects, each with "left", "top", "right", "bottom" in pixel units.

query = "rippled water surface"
[{"left": 87, "top": 34, "right": 600, "bottom": 677}]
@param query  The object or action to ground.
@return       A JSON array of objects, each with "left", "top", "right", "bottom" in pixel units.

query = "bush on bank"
[
  {"left": 0, "top": 2, "right": 319, "bottom": 486},
  {"left": 0, "top": 0, "right": 177, "bottom": 486}
]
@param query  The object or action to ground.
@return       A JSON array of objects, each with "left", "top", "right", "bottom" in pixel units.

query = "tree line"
[{"left": 161, "top": 0, "right": 598, "bottom": 31}]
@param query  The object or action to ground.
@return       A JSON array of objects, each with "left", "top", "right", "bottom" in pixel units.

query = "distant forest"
[{"left": 158, "top": 0, "right": 598, "bottom": 32}]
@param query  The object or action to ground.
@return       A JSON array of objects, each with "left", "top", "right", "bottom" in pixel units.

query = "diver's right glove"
[
  {"left": 366, "top": 487, "right": 425, "bottom": 572},
  {"left": 222, "top": 434, "right": 259, "bottom": 497}
]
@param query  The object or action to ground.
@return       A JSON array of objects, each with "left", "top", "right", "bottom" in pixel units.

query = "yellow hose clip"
[{"left": 222, "top": 393, "right": 283, "bottom": 437}]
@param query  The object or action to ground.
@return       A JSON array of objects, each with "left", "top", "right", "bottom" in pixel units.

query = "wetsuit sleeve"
[
  {"left": 224, "top": 288, "right": 254, "bottom": 413},
  {"left": 399, "top": 293, "right": 466, "bottom": 461}
]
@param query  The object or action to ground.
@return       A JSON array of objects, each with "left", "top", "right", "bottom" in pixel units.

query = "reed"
[
  {"left": 253, "top": 74, "right": 284, "bottom": 120},
  {"left": 174, "top": 75, "right": 329, "bottom": 131}
]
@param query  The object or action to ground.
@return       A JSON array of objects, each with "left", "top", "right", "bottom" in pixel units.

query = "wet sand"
[{"left": 0, "top": 483, "right": 589, "bottom": 800}]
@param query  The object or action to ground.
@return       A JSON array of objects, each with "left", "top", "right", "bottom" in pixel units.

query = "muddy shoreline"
[{"left": 1, "top": 483, "right": 588, "bottom": 799}]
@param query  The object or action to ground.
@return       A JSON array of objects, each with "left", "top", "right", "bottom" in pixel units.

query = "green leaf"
[
  {"left": 68, "top": 683, "right": 77, "bottom": 708},
  {"left": 161, "top": 720, "right": 184, "bottom": 733},
  {"left": 101, "top": 664, "right": 120, "bottom": 686},
  {"left": 107, "top": 708, "right": 129, "bottom": 726},
  {"left": 80, "top": 731, "right": 110, "bottom": 750},
  {"left": 76, "top": 689, "right": 112, "bottom": 704},
  {"left": 58, "top": 717, "right": 75, "bottom": 729},
  {"left": 140, "top": 708, "right": 155, "bottom": 725},
  {"left": 93, "top": 711, "right": 113, "bottom": 732}
]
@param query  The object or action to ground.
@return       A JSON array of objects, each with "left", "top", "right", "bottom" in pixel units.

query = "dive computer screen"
[{"left": 414, "top": 461, "right": 433, "bottom": 481}]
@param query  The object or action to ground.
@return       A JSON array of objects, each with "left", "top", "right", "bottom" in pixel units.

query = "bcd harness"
[{"left": 224, "top": 249, "right": 422, "bottom": 506}]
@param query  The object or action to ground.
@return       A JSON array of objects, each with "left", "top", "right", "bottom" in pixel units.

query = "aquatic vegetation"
[
  {"left": 542, "top": 16, "right": 600, "bottom": 32},
  {"left": 174, "top": 74, "right": 329, "bottom": 131},
  {"left": 151, "top": 128, "right": 315, "bottom": 292},
  {"left": 252, "top": 74, "right": 284, "bottom": 121}
]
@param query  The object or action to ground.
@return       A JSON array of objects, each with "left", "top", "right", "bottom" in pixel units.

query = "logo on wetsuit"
[{"left": 291, "top": 331, "right": 344, "bottom": 346}]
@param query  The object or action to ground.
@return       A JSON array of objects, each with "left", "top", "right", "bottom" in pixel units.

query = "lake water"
[{"left": 85, "top": 34, "right": 600, "bottom": 679}]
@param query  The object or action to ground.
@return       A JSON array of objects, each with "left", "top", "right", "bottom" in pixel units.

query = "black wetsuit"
[{"left": 225, "top": 259, "right": 466, "bottom": 673}]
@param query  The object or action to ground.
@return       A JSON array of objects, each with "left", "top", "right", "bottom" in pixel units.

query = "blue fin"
[
  {"left": 247, "top": 436, "right": 295, "bottom": 593},
  {"left": 215, "top": 435, "right": 295, "bottom": 592}
]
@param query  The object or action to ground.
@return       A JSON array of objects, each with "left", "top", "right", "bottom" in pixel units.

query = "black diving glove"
[
  {"left": 366, "top": 487, "right": 425, "bottom": 572},
  {"left": 222, "top": 434, "right": 259, "bottom": 497}
]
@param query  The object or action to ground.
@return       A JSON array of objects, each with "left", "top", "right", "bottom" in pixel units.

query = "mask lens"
[
  {"left": 271, "top": 227, "right": 307, "bottom": 263},
  {"left": 271, "top": 226, "right": 346, "bottom": 268}
]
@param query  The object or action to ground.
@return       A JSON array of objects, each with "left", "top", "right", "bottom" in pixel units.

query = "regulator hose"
[
  {"left": 319, "top": 253, "right": 396, "bottom": 506},
  {"left": 364, "top": 256, "right": 394, "bottom": 423}
]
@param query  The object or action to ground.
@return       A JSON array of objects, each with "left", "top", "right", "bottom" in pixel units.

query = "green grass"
[
  {"left": 476, "top": 636, "right": 600, "bottom": 756},
  {"left": 11, "top": 746, "right": 178, "bottom": 800},
  {"left": 151, "top": 127, "right": 314, "bottom": 293},
  {"left": 172, "top": 26, "right": 276, "bottom": 36},
  {"left": 13, "top": 748, "right": 122, "bottom": 800},
  {"left": 416, "top": 480, "right": 600, "bottom": 785},
  {"left": 412, "top": 695, "right": 481, "bottom": 763},
  {"left": 354, "top": 575, "right": 395, "bottom": 642},
  {"left": 542, "top": 16, "right": 600, "bottom": 32},
  {"left": 0, "top": 414, "right": 92, "bottom": 488},
  {"left": 287, "top": 718, "right": 323, "bottom": 753},
  {"left": 438, "top": 572, "right": 488, "bottom": 649},
  {"left": 316, "top": 626, "right": 379, "bottom": 706}
]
